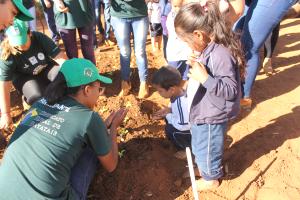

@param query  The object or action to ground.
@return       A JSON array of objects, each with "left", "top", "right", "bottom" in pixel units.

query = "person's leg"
[
  {"left": 263, "top": 23, "right": 280, "bottom": 75},
  {"left": 241, "top": 0, "right": 294, "bottom": 99},
  {"left": 191, "top": 122, "right": 227, "bottom": 190},
  {"left": 111, "top": 16, "right": 132, "bottom": 81},
  {"left": 131, "top": 16, "right": 149, "bottom": 98},
  {"left": 162, "top": 34, "right": 168, "bottom": 61},
  {"left": 59, "top": 28, "right": 78, "bottom": 59},
  {"left": 28, "top": 6, "right": 37, "bottom": 31},
  {"left": 78, "top": 25, "right": 96, "bottom": 64},
  {"left": 103, "top": 0, "right": 111, "bottom": 40},
  {"left": 131, "top": 16, "right": 149, "bottom": 82},
  {"left": 111, "top": 16, "right": 132, "bottom": 96},
  {"left": 39, "top": 0, "right": 60, "bottom": 42},
  {"left": 70, "top": 147, "right": 99, "bottom": 199}
]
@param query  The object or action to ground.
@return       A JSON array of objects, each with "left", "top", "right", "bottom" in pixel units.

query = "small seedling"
[
  {"left": 123, "top": 116, "right": 130, "bottom": 124},
  {"left": 118, "top": 149, "right": 126, "bottom": 158},
  {"left": 119, "top": 128, "right": 129, "bottom": 137}
]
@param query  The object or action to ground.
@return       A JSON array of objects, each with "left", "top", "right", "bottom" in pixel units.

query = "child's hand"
[
  {"left": 152, "top": 107, "right": 171, "bottom": 120},
  {"left": 44, "top": 0, "right": 52, "bottom": 8},
  {"left": 54, "top": 0, "right": 69, "bottom": 13},
  {"left": 187, "top": 56, "right": 209, "bottom": 84}
]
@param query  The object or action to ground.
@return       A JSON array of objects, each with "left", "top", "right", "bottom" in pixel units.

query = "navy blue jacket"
[{"left": 188, "top": 42, "right": 241, "bottom": 124}]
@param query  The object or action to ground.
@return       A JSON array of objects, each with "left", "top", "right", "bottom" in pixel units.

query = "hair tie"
[{"left": 200, "top": 1, "right": 209, "bottom": 12}]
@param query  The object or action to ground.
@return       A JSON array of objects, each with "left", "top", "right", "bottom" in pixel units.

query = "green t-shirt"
[
  {"left": 54, "top": 0, "right": 94, "bottom": 29},
  {"left": 110, "top": 0, "right": 148, "bottom": 18},
  {"left": 0, "top": 97, "right": 111, "bottom": 199},
  {"left": 0, "top": 31, "right": 60, "bottom": 81}
]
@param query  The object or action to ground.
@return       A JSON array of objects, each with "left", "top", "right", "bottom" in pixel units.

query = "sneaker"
[
  {"left": 262, "top": 57, "right": 274, "bottom": 76},
  {"left": 138, "top": 81, "right": 149, "bottom": 99},
  {"left": 118, "top": 80, "right": 131, "bottom": 97},
  {"left": 240, "top": 98, "right": 252, "bottom": 110},
  {"left": 196, "top": 179, "right": 220, "bottom": 191}
]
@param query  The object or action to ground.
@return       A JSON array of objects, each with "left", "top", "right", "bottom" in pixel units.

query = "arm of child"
[
  {"left": 0, "top": 81, "right": 13, "bottom": 129},
  {"left": 152, "top": 106, "right": 171, "bottom": 120},
  {"left": 226, "top": 0, "right": 245, "bottom": 26},
  {"left": 52, "top": 51, "right": 67, "bottom": 67}
]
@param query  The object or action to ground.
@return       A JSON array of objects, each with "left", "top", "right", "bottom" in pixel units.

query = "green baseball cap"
[
  {"left": 13, "top": 0, "right": 34, "bottom": 21},
  {"left": 60, "top": 58, "right": 112, "bottom": 87},
  {"left": 5, "top": 18, "right": 28, "bottom": 46}
]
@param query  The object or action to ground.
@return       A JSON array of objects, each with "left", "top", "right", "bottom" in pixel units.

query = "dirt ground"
[{"left": 1, "top": 18, "right": 300, "bottom": 200}]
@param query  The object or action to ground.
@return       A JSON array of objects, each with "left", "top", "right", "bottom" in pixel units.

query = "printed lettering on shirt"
[
  {"left": 24, "top": 64, "right": 30, "bottom": 69},
  {"left": 28, "top": 56, "right": 38, "bottom": 65},
  {"left": 33, "top": 64, "right": 47, "bottom": 75}
]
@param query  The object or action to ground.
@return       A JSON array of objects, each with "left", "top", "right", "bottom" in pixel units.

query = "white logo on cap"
[
  {"left": 11, "top": 26, "right": 20, "bottom": 36},
  {"left": 84, "top": 68, "right": 93, "bottom": 77},
  {"left": 37, "top": 53, "right": 45, "bottom": 61}
]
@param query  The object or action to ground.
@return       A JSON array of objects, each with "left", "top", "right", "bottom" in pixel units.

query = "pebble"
[
  {"left": 174, "top": 179, "right": 182, "bottom": 187},
  {"left": 145, "top": 191, "right": 153, "bottom": 197}
]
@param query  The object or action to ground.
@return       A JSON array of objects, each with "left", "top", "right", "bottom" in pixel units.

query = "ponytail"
[
  {"left": 174, "top": 1, "right": 245, "bottom": 79},
  {"left": 43, "top": 72, "right": 81, "bottom": 105},
  {"left": 0, "top": 39, "right": 18, "bottom": 60}
]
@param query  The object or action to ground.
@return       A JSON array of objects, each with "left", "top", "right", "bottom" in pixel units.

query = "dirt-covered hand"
[
  {"left": 110, "top": 108, "right": 128, "bottom": 130},
  {"left": 44, "top": 0, "right": 52, "bottom": 8},
  {"left": 0, "top": 114, "right": 12, "bottom": 130},
  {"left": 54, "top": 0, "right": 69, "bottom": 13},
  {"left": 105, "top": 111, "right": 116, "bottom": 128},
  {"left": 152, "top": 107, "right": 171, "bottom": 120}
]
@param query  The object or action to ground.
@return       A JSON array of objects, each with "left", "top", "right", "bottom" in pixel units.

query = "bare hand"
[
  {"left": 105, "top": 111, "right": 116, "bottom": 128},
  {"left": 152, "top": 107, "right": 171, "bottom": 120},
  {"left": 0, "top": 114, "right": 12, "bottom": 130},
  {"left": 44, "top": 0, "right": 52, "bottom": 8},
  {"left": 110, "top": 108, "right": 128, "bottom": 130},
  {"left": 186, "top": 56, "right": 209, "bottom": 84},
  {"left": 55, "top": 0, "right": 69, "bottom": 13}
]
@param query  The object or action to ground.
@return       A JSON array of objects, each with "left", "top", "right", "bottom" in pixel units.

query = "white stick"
[{"left": 186, "top": 147, "right": 199, "bottom": 200}]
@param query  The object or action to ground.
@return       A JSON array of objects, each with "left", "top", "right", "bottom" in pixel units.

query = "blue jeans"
[
  {"left": 59, "top": 25, "right": 96, "bottom": 64},
  {"left": 39, "top": 0, "right": 60, "bottom": 42},
  {"left": 70, "top": 148, "right": 99, "bottom": 200},
  {"left": 91, "top": 0, "right": 111, "bottom": 42},
  {"left": 111, "top": 16, "right": 149, "bottom": 82},
  {"left": 235, "top": 0, "right": 295, "bottom": 98},
  {"left": 191, "top": 122, "right": 227, "bottom": 181}
]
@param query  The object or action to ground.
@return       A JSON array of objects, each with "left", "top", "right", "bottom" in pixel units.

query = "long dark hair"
[
  {"left": 43, "top": 72, "right": 81, "bottom": 105},
  {"left": 174, "top": 1, "right": 245, "bottom": 79}
]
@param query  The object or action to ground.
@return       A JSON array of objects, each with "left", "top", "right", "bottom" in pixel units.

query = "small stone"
[
  {"left": 174, "top": 179, "right": 182, "bottom": 187},
  {"left": 145, "top": 191, "right": 153, "bottom": 197}
]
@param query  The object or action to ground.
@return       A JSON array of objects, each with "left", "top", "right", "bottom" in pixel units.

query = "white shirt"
[
  {"left": 166, "top": 11, "right": 192, "bottom": 61},
  {"left": 147, "top": 2, "right": 161, "bottom": 24}
]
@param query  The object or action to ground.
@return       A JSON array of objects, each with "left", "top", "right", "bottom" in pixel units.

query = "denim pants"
[
  {"left": 111, "top": 16, "right": 149, "bottom": 82},
  {"left": 39, "top": 0, "right": 60, "bottom": 42},
  {"left": 59, "top": 25, "right": 96, "bottom": 64},
  {"left": 191, "top": 122, "right": 227, "bottom": 181},
  {"left": 235, "top": 0, "right": 295, "bottom": 98},
  {"left": 70, "top": 148, "right": 99, "bottom": 200},
  {"left": 93, "top": 0, "right": 111, "bottom": 39}
]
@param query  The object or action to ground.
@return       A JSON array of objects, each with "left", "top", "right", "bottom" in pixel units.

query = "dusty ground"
[{"left": 1, "top": 18, "right": 300, "bottom": 200}]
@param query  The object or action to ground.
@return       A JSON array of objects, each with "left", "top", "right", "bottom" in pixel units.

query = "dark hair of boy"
[{"left": 152, "top": 66, "right": 182, "bottom": 90}]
